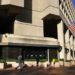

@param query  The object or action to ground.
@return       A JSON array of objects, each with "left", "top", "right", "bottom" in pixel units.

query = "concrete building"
[
  {"left": 59, "top": 0, "right": 75, "bottom": 61},
  {"left": 0, "top": 0, "right": 75, "bottom": 65}
]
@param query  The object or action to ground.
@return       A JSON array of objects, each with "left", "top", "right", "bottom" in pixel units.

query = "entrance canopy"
[{"left": 0, "top": 34, "right": 60, "bottom": 48}]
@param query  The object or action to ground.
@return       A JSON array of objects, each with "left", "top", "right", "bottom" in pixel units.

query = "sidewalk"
[{"left": 0, "top": 66, "right": 75, "bottom": 75}]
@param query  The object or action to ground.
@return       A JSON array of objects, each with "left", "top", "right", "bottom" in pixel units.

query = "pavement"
[{"left": 0, "top": 66, "right": 75, "bottom": 75}]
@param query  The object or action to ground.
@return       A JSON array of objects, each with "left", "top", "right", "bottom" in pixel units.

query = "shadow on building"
[{"left": 16, "top": 0, "right": 32, "bottom": 23}]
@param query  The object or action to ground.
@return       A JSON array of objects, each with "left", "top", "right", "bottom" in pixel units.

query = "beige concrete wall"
[
  {"left": 13, "top": 0, "right": 59, "bottom": 37},
  {"left": 13, "top": 0, "right": 44, "bottom": 36},
  {"left": 1, "top": 0, "right": 11, "bottom": 4},
  {"left": 14, "top": 21, "right": 43, "bottom": 37},
  {"left": 1, "top": 0, "right": 24, "bottom": 7},
  {"left": 1, "top": 0, "right": 60, "bottom": 37},
  {"left": 35, "top": 0, "right": 59, "bottom": 11},
  {"left": 32, "top": 0, "right": 44, "bottom": 11},
  {"left": 41, "top": 0, "right": 59, "bottom": 18}
]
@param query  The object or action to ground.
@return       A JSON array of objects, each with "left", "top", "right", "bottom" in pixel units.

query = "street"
[{"left": 0, "top": 66, "right": 75, "bottom": 75}]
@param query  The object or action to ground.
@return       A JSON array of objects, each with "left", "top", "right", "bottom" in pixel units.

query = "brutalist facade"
[{"left": 0, "top": 0, "right": 75, "bottom": 63}]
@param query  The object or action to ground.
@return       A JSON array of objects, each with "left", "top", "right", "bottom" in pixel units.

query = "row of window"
[{"left": 59, "top": 0, "right": 75, "bottom": 24}]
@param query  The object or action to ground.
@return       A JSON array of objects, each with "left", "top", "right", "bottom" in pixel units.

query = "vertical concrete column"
[
  {"left": 74, "top": 38, "right": 75, "bottom": 60},
  {"left": 73, "top": 37, "right": 75, "bottom": 61},
  {"left": 57, "top": 21, "right": 65, "bottom": 60},
  {"left": 65, "top": 30, "right": 70, "bottom": 60},
  {"left": 47, "top": 48, "right": 50, "bottom": 64},
  {"left": 70, "top": 35, "right": 73, "bottom": 60},
  {"left": 65, "top": 29, "right": 68, "bottom": 60}
]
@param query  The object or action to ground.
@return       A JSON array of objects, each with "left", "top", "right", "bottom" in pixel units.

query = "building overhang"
[
  {"left": 0, "top": 42, "right": 60, "bottom": 49},
  {"left": 0, "top": 34, "right": 60, "bottom": 48},
  {"left": 0, "top": 4, "right": 23, "bottom": 16},
  {"left": 43, "top": 14, "right": 61, "bottom": 23}
]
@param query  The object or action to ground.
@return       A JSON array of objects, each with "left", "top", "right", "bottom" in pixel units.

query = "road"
[{"left": 0, "top": 66, "right": 75, "bottom": 75}]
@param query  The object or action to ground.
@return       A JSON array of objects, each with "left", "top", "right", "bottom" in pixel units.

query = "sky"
[{"left": 72, "top": 0, "right": 75, "bottom": 8}]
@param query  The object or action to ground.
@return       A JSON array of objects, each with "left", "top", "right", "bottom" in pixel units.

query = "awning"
[{"left": 0, "top": 34, "right": 60, "bottom": 48}]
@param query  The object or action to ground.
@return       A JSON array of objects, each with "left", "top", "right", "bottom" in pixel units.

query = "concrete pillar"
[
  {"left": 74, "top": 38, "right": 75, "bottom": 60},
  {"left": 65, "top": 30, "right": 70, "bottom": 60},
  {"left": 70, "top": 35, "right": 73, "bottom": 60},
  {"left": 57, "top": 21, "right": 65, "bottom": 60},
  {"left": 73, "top": 37, "right": 75, "bottom": 61},
  {"left": 47, "top": 48, "right": 50, "bottom": 64},
  {"left": 65, "top": 29, "right": 68, "bottom": 60}
]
